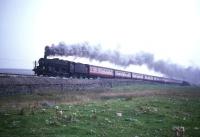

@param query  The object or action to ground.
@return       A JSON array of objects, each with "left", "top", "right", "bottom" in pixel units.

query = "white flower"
[
  {"left": 55, "top": 106, "right": 59, "bottom": 110},
  {"left": 116, "top": 112, "right": 122, "bottom": 117},
  {"left": 58, "top": 110, "right": 63, "bottom": 115}
]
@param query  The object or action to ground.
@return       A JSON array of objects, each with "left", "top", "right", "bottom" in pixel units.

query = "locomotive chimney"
[{"left": 44, "top": 46, "right": 49, "bottom": 59}]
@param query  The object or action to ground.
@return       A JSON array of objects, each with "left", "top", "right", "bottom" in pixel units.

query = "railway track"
[{"left": 0, "top": 73, "right": 35, "bottom": 78}]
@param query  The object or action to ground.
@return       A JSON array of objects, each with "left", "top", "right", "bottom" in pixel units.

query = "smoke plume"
[{"left": 45, "top": 42, "right": 200, "bottom": 84}]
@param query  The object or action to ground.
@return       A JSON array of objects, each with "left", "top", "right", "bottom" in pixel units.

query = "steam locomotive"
[{"left": 33, "top": 56, "right": 190, "bottom": 86}]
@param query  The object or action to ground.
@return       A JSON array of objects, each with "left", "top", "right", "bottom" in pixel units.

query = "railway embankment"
[{"left": 0, "top": 74, "right": 138, "bottom": 96}]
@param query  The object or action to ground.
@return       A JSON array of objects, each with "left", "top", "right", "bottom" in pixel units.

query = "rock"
[{"left": 173, "top": 126, "right": 185, "bottom": 137}]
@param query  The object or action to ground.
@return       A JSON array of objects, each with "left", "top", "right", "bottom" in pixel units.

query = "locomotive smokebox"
[{"left": 44, "top": 46, "right": 50, "bottom": 59}]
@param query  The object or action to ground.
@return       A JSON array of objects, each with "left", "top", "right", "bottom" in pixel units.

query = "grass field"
[{"left": 0, "top": 83, "right": 200, "bottom": 137}]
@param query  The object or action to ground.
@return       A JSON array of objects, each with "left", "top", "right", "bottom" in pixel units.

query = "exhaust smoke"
[{"left": 44, "top": 42, "right": 200, "bottom": 84}]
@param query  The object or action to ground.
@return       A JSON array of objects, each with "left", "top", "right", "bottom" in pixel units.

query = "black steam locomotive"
[{"left": 33, "top": 56, "right": 190, "bottom": 86}]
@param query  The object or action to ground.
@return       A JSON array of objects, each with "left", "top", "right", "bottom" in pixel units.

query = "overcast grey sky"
[{"left": 0, "top": 0, "right": 200, "bottom": 72}]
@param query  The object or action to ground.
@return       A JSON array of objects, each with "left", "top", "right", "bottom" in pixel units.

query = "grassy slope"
[{"left": 0, "top": 84, "right": 200, "bottom": 137}]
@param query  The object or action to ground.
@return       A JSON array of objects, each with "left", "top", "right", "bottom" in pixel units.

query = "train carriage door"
[{"left": 85, "top": 64, "right": 89, "bottom": 77}]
